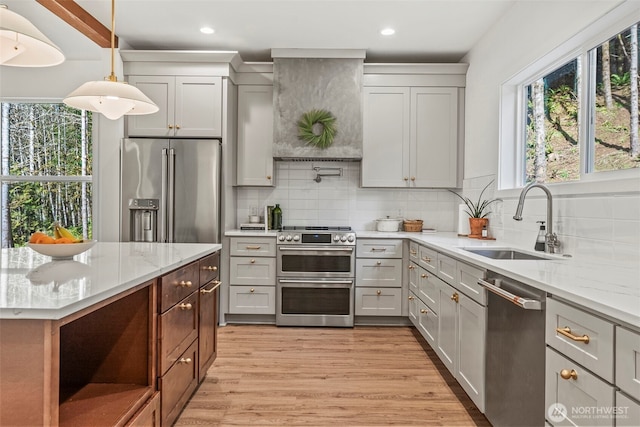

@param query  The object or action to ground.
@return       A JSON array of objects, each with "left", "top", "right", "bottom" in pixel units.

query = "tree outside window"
[
  {"left": 0, "top": 103, "right": 92, "bottom": 248},
  {"left": 524, "top": 22, "right": 639, "bottom": 184}
]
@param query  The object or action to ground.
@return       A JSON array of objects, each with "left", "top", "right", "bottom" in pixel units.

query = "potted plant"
[{"left": 450, "top": 180, "right": 500, "bottom": 238}]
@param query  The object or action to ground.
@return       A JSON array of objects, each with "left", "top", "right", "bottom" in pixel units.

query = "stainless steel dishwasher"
[{"left": 479, "top": 272, "right": 546, "bottom": 427}]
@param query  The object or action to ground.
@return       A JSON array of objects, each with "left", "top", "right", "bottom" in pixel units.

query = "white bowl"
[{"left": 27, "top": 240, "right": 97, "bottom": 260}]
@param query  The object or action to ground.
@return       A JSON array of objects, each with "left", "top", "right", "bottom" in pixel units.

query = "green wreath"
[{"left": 297, "top": 109, "right": 337, "bottom": 149}]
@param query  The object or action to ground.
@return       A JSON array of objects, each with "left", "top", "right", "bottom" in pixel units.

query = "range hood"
[{"left": 272, "top": 49, "right": 364, "bottom": 161}]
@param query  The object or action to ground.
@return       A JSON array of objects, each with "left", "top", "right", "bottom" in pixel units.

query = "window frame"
[{"left": 498, "top": 2, "right": 640, "bottom": 197}]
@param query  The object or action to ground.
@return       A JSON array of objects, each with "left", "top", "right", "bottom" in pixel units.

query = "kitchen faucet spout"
[{"left": 513, "top": 182, "right": 560, "bottom": 253}]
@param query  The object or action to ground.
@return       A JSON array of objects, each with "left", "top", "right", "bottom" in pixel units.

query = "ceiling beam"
[{"left": 36, "top": 0, "right": 117, "bottom": 48}]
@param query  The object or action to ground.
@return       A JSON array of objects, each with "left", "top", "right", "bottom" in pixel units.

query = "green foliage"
[
  {"left": 297, "top": 109, "right": 337, "bottom": 149},
  {"left": 610, "top": 72, "right": 631, "bottom": 88},
  {"left": 449, "top": 180, "right": 499, "bottom": 218}
]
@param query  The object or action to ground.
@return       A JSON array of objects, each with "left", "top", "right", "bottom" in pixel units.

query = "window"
[
  {"left": 0, "top": 103, "right": 92, "bottom": 248},
  {"left": 502, "top": 12, "right": 639, "bottom": 189}
]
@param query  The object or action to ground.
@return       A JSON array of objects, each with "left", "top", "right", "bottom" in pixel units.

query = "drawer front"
[
  {"left": 545, "top": 347, "right": 615, "bottom": 427},
  {"left": 229, "top": 237, "right": 276, "bottom": 257},
  {"left": 159, "top": 292, "right": 198, "bottom": 375},
  {"left": 436, "top": 253, "right": 457, "bottom": 285},
  {"left": 546, "top": 298, "right": 614, "bottom": 382},
  {"left": 408, "top": 262, "right": 419, "bottom": 295},
  {"left": 198, "top": 251, "right": 220, "bottom": 286},
  {"left": 229, "top": 285, "right": 276, "bottom": 314},
  {"left": 616, "top": 326, "right": 640, "bottom": 401},
  {"left": 355, "top": 287, "right": 402, "bottom": 316},
  {"left": 229, "top": 256, "right": 276, "bottom": 286},
  {"left": 418, "top": 245, "right": 438, "bottom": 274},
  {"left": 408, "top": 292, "right": 419, "bottom": 326},
  {"left": 199, "top": 280, "right": 219, "bottom": 382},
  {"left": 418, "top": 267, "right": 440, "bottom": 313},
  {"left": 409, "top": 241, "right": 419, "bottom": 263},
  {"left": 616, "top": 391, "right": 640, "bottom": 427},
  {"left": 159, "top": 340, "right": 199, "bottom": 427},
  {"left": 456, "top": 261, "right": 486, "bottom": 306},
  {"left": 126, "top": 392, "right": 160, "bottom": 427},
  {"left": 356, "top": 239, "right": 403, "bottom": 258},
  {"left": 417, "top": 299, "right": 438, "bottom": 349},
  {"left": 159, "top": 261, "right": 199, "bottom": 313},
  {"left": 355, "top": 258, "right": 403, "bottom": 288}
]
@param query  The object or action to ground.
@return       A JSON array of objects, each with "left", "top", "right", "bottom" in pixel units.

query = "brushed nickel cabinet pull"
[{"left": 556, "top": 327, "right": 590, "bottom": 344}]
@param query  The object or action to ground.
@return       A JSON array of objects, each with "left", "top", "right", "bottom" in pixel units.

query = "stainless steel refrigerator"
[{"left": 120, "top": 138, "right": 221, "bottom": 243}]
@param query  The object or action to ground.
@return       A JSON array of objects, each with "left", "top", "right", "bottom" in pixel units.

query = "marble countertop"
[
  {"left": 0, "top": 242, "right": 222, "bottom": 320},
  {"left": 225, "top": 229, "right": 639, "bottom": 329}
]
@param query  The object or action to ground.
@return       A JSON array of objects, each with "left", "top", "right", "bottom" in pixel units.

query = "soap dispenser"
[{"left": 534, "top": 221, "right": 546, "bottom": 251}]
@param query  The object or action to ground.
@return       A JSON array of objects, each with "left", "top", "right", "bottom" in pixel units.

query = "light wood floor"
[{"left": 175, "top": 325, "right": 491, "bottom": 426}]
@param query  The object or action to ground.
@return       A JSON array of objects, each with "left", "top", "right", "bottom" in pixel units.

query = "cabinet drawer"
[
  {"left": 616, "top": 326, "right": 640, "bottom": 401},
  {"left": 159, "top": 340, "right": 199, "bottom": 427},
  {"left": 545, "top": 347, "right": 615, "bottom": 427},
  {"left": 408, "top": 292, "right": 419, "bottom": 326},
  {"left": 616, "top": 391, "right": 640, "bottom": 427},
  {"left": 198, "top": 251, "right": 220, "bottom": 286},
  {"left": 546, "top": 298, "right": 614, "bottom": 382},
  {"left": 229, "top": 237, "right": 276, "bottom": 257},
  {"left": 356, "top": 239, "right": 403, "bottom": 258},
  {"left": 409, "top": 241, "right": 419, "bottom": 262},
  {"left": 355, "top": 258, "right": 403, "bottom": 288},
  {"left": 408, "top": 262, "right": 419, "bottom": 295},
  {"left": 417, "top": 299, "right": 438, "bottom": 348},
  {"left": 229, "top": 256, "right": 276, "bottom": 286},
  {"left": 355, "top": 287, "right": 402, "bottom": 316},
  {"left": 456, "top": 261, "right": 486, "bottom": 306},
  {"left": 159, "top": 261, "right": 199, "bottom": 313},
  {"left": 418, "top": 267, "right": 441, "bottom": 313},
  {"left": 418, "top": 245, "right": 438, "bottom": 275},
  {"left": 158, "top": 292, "right": 198, "bottom": 375},
  {"left": 126, "top": 392, "right": 160, "bottom": 427},
  {"left": 436, "top": 253, "right": 456, "bottom": 285},
  {"left": 229, "top": 285, "right": 276, "bottom": 314}
]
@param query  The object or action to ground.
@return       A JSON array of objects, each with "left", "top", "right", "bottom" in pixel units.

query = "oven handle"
[
  {"left": 278, "top": 246, "right": 354, "bottom": 252},
  {"left": 278, "top": 279, "right": 354, "bottom": 285},
  {"left": 478, "top": 278, "right": 542, "bottom": 310}
]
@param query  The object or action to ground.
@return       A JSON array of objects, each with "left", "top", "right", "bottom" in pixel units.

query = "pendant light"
[
  {"left": 63, "top": 0, "right": 158, "bottom": 120},
  {"left": 0, "top": 4, "right": 65, "bottom": 67}
]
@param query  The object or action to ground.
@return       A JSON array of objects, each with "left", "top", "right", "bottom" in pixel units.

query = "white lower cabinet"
[
  {"left": 616, "top": 391, "right": 640, "bottom": 427},
  {"left": 408, "top": 293, "right": 419, "bottom": 326},
  {"left": 229, "top": 285, "right": 276, "bottom": 315},
  {"left": 417, "top": 298, "right": 438, "bottom": 348},
  {"left": 355, "top": 287, "right": 402, "bottom": 316},
  {"left": 457, "top": 292, "right": 486, "bottom": 412},
  {"left": 436, "top": 279, "right": 457, "bottom": 374}
]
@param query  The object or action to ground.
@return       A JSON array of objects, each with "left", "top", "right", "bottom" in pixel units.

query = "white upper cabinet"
[
  {"left": 236, "top": 85, "right": 274, "bottom": 186},
  {"left": 127, "top": 75, "right": 222, "bottom": 138}
]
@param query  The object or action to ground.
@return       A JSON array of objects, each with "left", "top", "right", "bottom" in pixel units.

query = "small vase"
[{"left": 468, "top": 218, "right": 488, "bottom": 238}]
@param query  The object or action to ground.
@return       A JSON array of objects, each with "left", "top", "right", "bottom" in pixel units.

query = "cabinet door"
[
  {"left": 418, "top": 267, "right": 439, "bottom": 313},
  {"left": 127, "top": 75, "right": 174, "bottom": 137},
  {"left": 457, "top": 293, "right": 486, "bottom": 413},
  {"left": 616, "top": 392, "right": 640, "bottom": 427},
  {"left": 408, "top": 262, "right": 418, "bottom": 295},
  {"left": 436, "top": 280, "right": 458, "bottom": 375},
  {"left": 408, "top": 292, "right": 419, "bottom": 326},
  {"left": 410, "top": 87, "right": 458, "bottom": 188},
  {"left": 198, "top": 280, "right": 219, "bottom": 382},
  {"left": 417, "top": 299, "right": 438, "bottom": 349},
  {"left": 159, "top": 340, "right": 199, "bottom": 427},
  {"left": 616, "top": 326, "right": 640, "bottom": 401},
  {"left": 355, "top": 287, "right": 402, "bottom": 316},
  {"left": 362, "top": 87, "right": 410, "bottom": 187},
  {"left": 175, "top": 76, "right": 222, "bottom": 137},
  {"left": 237, "top": 85, "right": 274, "bottom": 186}
]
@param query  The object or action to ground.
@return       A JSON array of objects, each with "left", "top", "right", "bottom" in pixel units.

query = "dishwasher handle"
[{"left": 478, "top": 278, "right": 542, "bottom": 310}]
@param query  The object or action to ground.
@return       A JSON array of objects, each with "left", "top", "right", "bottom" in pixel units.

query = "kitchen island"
[{"left": 0, "top": 242, "right": 221, "bottom": 427}]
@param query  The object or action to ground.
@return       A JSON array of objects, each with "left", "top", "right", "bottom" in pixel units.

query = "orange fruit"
[
  {"left": 29, "top": 232, "right": 48, "bottom": 243},
  {"left": 35, "top": 235, "right": 55, "bottom": 244}
]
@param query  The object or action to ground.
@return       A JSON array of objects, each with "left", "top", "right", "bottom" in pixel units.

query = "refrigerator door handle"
[
  {"left": 161, "top": 148, "right": 168, "bottom": 243},
  {"left": 167, "top": 148, "right": 176, "bottom": 243}
]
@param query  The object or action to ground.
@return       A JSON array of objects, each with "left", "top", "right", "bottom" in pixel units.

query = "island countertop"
[{"left": 0, "top": 242, "right": 222, "bottom": 320}]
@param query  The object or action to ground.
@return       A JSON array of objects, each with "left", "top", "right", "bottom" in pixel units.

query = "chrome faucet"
[{"left": 513, "top": 182, "right": 560, "bottom": 253}]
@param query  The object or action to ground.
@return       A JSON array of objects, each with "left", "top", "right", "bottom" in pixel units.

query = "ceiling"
[{"left": 4, "top": 0, "right": 517, "bottom": 63}]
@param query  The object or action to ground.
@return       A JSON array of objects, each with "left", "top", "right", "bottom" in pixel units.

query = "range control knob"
[
  {"left": 333, "top": 235, "right": 340, "bottom": 242},
  {"left": 340, "top": 235, "right": 347, "bottom": 242},
  {"left": 278, "top": 235, "right": 285, "bottom": 242},
  {"left": 347, "top": 235, "right": 355, "bottom": 242},
  {"left": 293, "top": 234, "right": 300, "bottom": 241},
  {"left": 285, "top": 235, "right": 293, "bottom": 241}
]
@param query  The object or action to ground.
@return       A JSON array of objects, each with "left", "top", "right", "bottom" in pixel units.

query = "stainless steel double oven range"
[{"left": 276, "top": 226, "right": 356, "bottom": 327}]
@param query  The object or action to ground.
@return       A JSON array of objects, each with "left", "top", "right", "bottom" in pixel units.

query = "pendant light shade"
[
  {"left": 63, "top": 0, "right": 158, "bottom": 120},
  {"left": 0, "top": 5, "right": 65, "bottom": 67}
]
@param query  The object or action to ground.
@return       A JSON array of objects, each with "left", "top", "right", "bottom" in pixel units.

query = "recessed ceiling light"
[
  {"left": 380, "top": 28, "right": 395, "bottom": 36},
  {"left": 200, "top": 27, "right": 215, "bottom": 35}
]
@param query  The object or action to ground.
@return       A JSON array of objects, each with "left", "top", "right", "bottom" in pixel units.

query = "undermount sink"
[{"left": 460, "top": 248, "right": 553, "bottom": 260}]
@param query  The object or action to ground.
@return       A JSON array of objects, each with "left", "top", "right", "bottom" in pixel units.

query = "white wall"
[
  {"left": 236, "top": 161, "right": 458, "bottom": 232},
  {"left": 461, "top": 0, "right": 640, "bottom": 263}
]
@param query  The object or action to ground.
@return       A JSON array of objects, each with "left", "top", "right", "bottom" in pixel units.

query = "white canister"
[{"left": 376, "top": 217, "right": 403, "bottom": 232}]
